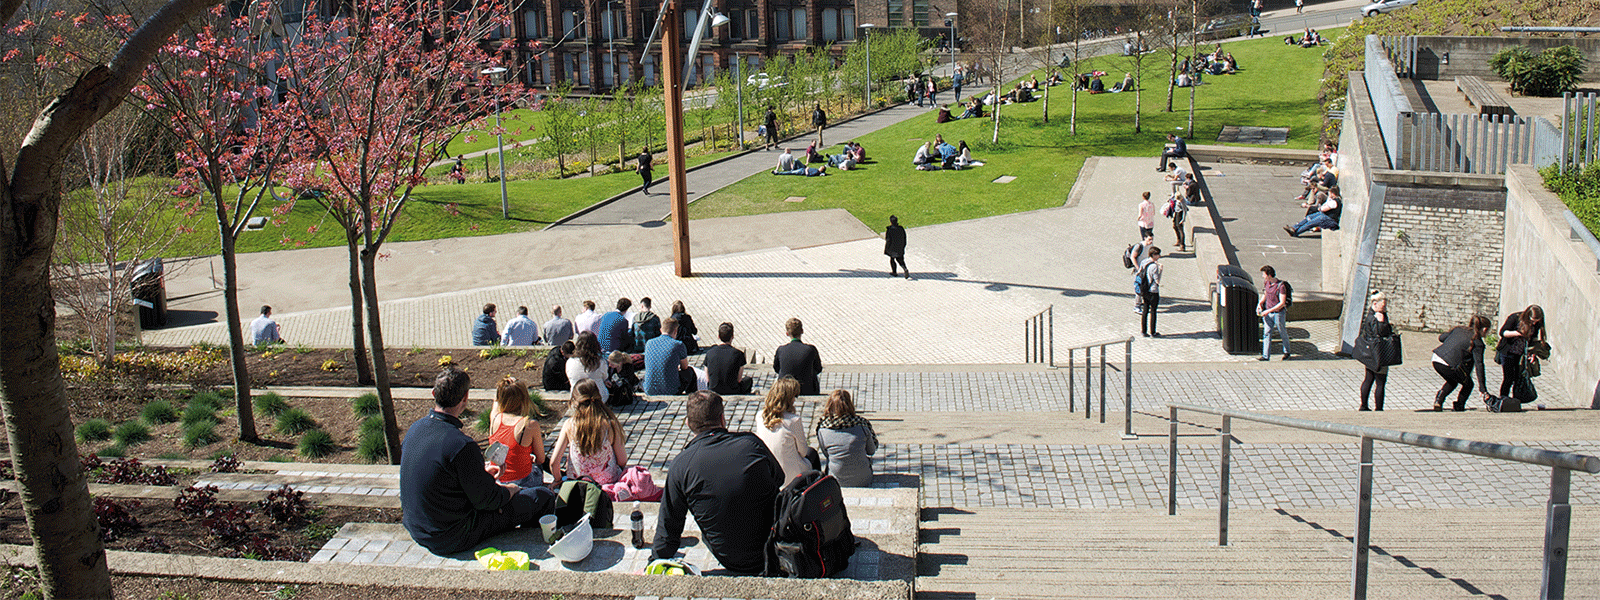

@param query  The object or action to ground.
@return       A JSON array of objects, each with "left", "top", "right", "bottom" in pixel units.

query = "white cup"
[{"left": 539, "top": 515, "right": 558, "bottom": 543}]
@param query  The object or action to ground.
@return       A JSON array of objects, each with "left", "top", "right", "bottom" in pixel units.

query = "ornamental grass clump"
[
  {"left": 253, "top": 392, "right": 290, "bottom": 418},
  {"left": 297, "top": 429, "right": 336, "bottom": 459},
  {"left": 275, "top": 408, "right": 317, "bottom": 436}
]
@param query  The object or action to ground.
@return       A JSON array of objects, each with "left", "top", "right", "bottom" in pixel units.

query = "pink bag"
[{"left": 603, "top": 466, "right": 663, "bottom": 502}]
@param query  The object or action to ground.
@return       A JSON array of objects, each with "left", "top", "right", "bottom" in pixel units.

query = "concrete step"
[{"left": 915, "top": 507, "right": 1600, "bottom": 599}]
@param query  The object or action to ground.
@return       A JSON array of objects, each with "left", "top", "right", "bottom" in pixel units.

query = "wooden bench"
[{"left": 1456, "top": 75, "right": 1513, "bottom": 116}]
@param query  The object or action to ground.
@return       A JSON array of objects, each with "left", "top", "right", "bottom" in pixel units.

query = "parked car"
[
  {"left": 746, "top": 72, "right": 789, "bottom": 89},
  {"left": 1195, "top": 13, "right": 1253, "bottom": 41},
  {"left": 1361, "top": 0, "right": 1420, "bottom": 16}
]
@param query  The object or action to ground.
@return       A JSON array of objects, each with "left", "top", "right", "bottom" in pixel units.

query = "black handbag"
[
  {"left": 1376, "top": 333, "right": 1403, "bottom": 367},
  {"left": 1353, "top": 335, "right": 1377, "bottom": 369}
]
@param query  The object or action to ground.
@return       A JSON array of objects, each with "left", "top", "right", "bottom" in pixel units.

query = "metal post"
[
  {"left": 1098, "top": 344, "right": 1107, "bottom": 424},
  {"left": 1168, "top": 405, "right": 1178, "bottom": 515},
  {"left": 735, "top": 56, "right": 744, "bottom": 148},
  {"left": 1084, "top": 347, "right": 1092, "bottom": 419},
  {"left": 1047, "top": 306, "right": 1053, "bottom": 366},
  {"left": 1352, "top": 436, "right": 1374, "bottom": 600},
  {"left": 495, "top": 102, "right": 508, "bottom": 219},
  {"left": 1123, "top": 338, "right": 1135, "bottom": 439},
  {"left": 1218, "top": 415, "right": 1231, "bottom": 546},
  {"left": 1067, "top": 348, "right": 1075, "bottom": 413},
  {"left": 1541, "top": 466, "right": 1572, "bottom": 600}
]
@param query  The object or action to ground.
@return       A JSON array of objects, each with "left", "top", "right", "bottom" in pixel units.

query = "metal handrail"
[
  {"left": 1166, "top": 402, "right": 1600, "bottom": 600},
  {"left": 1065, "top": 336, "right": 1135, "bottom": 440},
  {"left": 1566, "top": 210, "right": 1600, "bottom": 274},
  {"left": 1023, "top": 305, "right": 1052, "bottom": 365}
]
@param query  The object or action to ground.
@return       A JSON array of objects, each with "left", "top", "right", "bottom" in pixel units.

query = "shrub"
[
  {"left": 1542, "top": 163, "right": 1600, "bottom": 237},
  {"left": 140, "top": 400, "right": 179, "bottom": 425},
  {"left": 1489, "top": 45, "right": 1586, "bottom": 97},
  {"left": 89, "top": 457, "right": 176, "bottom": 486},
  {"left": 319, "top": 360, "right": 341, "bottom": 372},
  {"left": 181, "top": 403, "right": 218, "bottom": 427},
  {"left": 297, "top": 429, "right": 335, "bottom": 459},
  {"left": 95, "top": 445, "right": 127, "bottom": 458},
  {"left": 528, "top": 389, "right": 550, "bottom": 416},
  {"left": 76, "top": 419, "right": 113, "bottom": 443},
  {"left": 260, "top": 485, "right": 310, "bottom": 524},
  {"left": 351, "top": 393, "right": 382, "bottom": 418},
  {"left": 253, "top": 393, "right": 290, "bottom": 417},
  {"left": 94, "top": 496, "right": 142, "bottom": 542},
  {"left": 174, "top": 485, "right": 219, "bottom": 517},
  {"left": 358, "top": 416, "right": 385, "bottom": 439},
  {"left": 189, "top": 391, "right": 225, "bottom": 411},
  {"left": 183, "top": 421, "right": 220, "bottom": 449},
  {"left": 112, "top": 421, "right": 151, "bottom": 447},
  {"left": 473, "top": 409, "right": 491, "bottom": 432},
  {"left": 202, "top": 505, "right": 255, "bottom": 543},
  {"left": 209, "top": 454, "right": 242, "bottom": 473},
  {"left": 479, "top": 345, "right": 510, "bottom": 360},
  {"left": 356, "top": 420, "right": 388, "bottom": 463},
  {"left": 275, "top": 408, "right": 317, "bottom": 436}
]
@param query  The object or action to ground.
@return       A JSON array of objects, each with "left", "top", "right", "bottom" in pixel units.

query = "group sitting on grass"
[{"left": 912, "top": 135, "right": 982, "bottom": 171}]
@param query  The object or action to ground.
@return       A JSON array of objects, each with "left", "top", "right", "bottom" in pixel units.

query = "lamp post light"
[
  {"left": 945, "top": 12, "right": 958, "bottom": 74},
  {"left": 860, "top": 23, "right": 874, "bottom": 108},
  {"left": 479, "top": 66, "right": 510, "bottom": 219}
]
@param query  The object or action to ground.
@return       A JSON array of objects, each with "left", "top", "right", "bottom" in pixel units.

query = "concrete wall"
[
  {"left": 1410, "top": 36, "right": 1600, "bottom": 81},
  {"left": 1501, "top": 166, "right": 1600, "bottom": 408},
  {"left": 1366, "top": 174, "right": 1505, "bottom": 331}
]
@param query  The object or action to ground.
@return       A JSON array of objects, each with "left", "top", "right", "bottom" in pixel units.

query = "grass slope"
[{"left": 691, "top": 31, "right": 1338, "bottom": 231}]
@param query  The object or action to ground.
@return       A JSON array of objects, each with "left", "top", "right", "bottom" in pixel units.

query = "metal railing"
[
  {"left": 1023, "top": 305, "right": 1052, "bottom": 365},
  {"left": 1166, "top": 402, "right": 1600, "bottom": 600},
  {"left": 1559, "top": 92, "right": 1599, "bottom": 174},
  {"left": 1066, "top": 337, "right": 1136, "bottom": 440},
  {"left": 1568, "top": 210, "right": 1600, "bottom": 273}
]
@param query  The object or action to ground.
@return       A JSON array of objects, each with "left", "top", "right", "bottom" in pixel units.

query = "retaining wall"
[
  {"left": 1366, "top": 174, "right": 1505, "bottom": 331},
  {"left": 1407, "top": 36, "right": 1600, "bottom": 82}
]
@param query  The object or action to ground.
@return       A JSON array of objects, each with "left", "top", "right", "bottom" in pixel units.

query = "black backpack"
[
  {"left": 766, "top": 471, "right": 856, "bottom": 578},
  {"left": 1280, "top": 280, "right": 1294, "bottom": 309},
  {"left": 554, "top": 478, "right": 614, "bottom": 528},
  {"left": 1122, "top": 244, "right": 1137, "bottom": 269}
]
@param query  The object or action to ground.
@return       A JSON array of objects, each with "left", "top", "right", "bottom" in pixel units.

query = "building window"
[
  {"left": 911, "top": 0, "right": 928, "bottom": 26},
  {"left": 775, "top": 10, "right": 789, "bottom": 41},
  {"left": 523, "top": 9, "right": 546, "bottom": 38},
  {"left": 822, "top": 8, "right": 837, "bottom": 41},
  {"left": 682, "top": 8, "right": 696, "bottom": 40},
  {"left": 791, "top": 8, "right": 806, "bottom": 39},
  {"left": 603, "top": 9, "right": 623, "bottom": 40},
  {"left": 842, "top": 8, "right": 855, "bottom": 39},
  {"left": 746, "top": 11, "right": 760, "bottom": 40},
  {"left": 887, "top": 0, "right": 903, "bottom": 27},
  {"left": 561, "top": 10, "right": 585, "bottom": 39}
]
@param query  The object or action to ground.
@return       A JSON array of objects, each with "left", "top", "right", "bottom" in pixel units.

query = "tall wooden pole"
[{"left": 661, "top": 0, "right": 692, "bottom": 276}]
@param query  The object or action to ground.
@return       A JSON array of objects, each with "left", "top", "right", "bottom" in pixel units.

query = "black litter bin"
[
  {"left": 132, "top": 258, "right": 167, "bottom": 329},
  {"left": 1214, "top": 275, "right": 1260, "bottom": 355},
  {"left": 1216, "top": 265, "right": 1254, "bottom": 285}
]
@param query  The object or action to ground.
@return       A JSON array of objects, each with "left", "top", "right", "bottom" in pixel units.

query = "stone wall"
[
  {"left": 1502, "top": 166, "right": 1600, "bottom": 408},
  {"left": 1409, "top": 36, "right": 1600, "bottom": 81},
  {"left": 1366, "top": 178, "right": 1505, "bottom": 331}
]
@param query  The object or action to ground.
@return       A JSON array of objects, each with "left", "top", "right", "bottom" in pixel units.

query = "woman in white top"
[
  {"left": 755, "top": 376, "right": 812, "bottom": 482},
  {"left": 565, "top": 331, "right": 609, "bottom": 404}
]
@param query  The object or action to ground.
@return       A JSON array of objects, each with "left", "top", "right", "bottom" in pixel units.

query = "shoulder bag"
[{"left": 1376, "top": 333, "right": 1403, "bottom": 367}]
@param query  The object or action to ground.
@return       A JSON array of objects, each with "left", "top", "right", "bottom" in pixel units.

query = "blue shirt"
[
  {"left": 471, "top": 314, "right": 499, "bottom": 346},
  {"left": 642, "top": 335, "right": 687, "bottom": 396},
  {"left": 599, "top": 311, "right": 630, "bottom": 355}
]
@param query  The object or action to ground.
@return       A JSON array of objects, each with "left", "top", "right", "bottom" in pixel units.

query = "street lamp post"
[
  {"left": 945, "top": 12, "right": 958, "bottom": 74},
  {"left": 860, "top": 23, "right": 874, "bottom": 108},
  {"left": 479, "top": 66, "right": 510, "bottom": 219}
]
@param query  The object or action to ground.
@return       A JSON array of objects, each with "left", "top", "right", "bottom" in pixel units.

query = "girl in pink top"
[
  {"left": 550, "top": 379, "right": 629, "bottom": 485},
  {"left": 1136, "top": 191, "right": 1156, "bottom": 238}
]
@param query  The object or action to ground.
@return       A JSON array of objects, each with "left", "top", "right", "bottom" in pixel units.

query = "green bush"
[
  {"left": 351, "top": 393, "right": 382, "bottom": 418},
  {"left": 359, "top": 416, "right": 385, "bottom": 439},
  {"left": 76, "top": 419, "right": 113, "bottom": 442},
  {"left": 298, "top": 429, "right": 336, "bottom": 459},
  {"left": 189, "top": 391, "right": 225, "bottom": 411},
  {"left": 95, "top": 445, "right": 127, "bottom": 458},
  {"left": 356, "top": 433, "right": 388, "bottom": 463},
  {"left": 112, "top": 421, "right": 151, "bottom": 447},
  {"left": 473, "top": 409, "right": 491, "bottom": 433},
  {"left": 1542, "top": 163, "right": 1600, "bottom": 237},
  {"left": 183, "top": 421, "right": 220, "bottom": 448},
  {"left": 141, "top": 400, "right": 179, "bottom": 425},
  {"left": 1489, "top": 45, "right": 1586, "bottom": 97},
  {"left": 253, "top": 392, "right": 290, "bottom": 418},
  {"left": 275, "top": 408, "right": 317, "bottom": 436},
  {"left": 181, "top": 403, "right": 219, "bottom": 427}
]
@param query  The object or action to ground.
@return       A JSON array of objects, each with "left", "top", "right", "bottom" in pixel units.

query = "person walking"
[
  {"left": 1256, "top": 265, "right": 1290, "bottom": 361},
  {"left": 1135, "top": 191, "right": 1156, "bottom": 239},
  {"left": 764, "top": 105, "right": 779, "bottom": 150},
  {"left": 925, "top": 77, "right": 938, "bottom": 107},
  {"left": 1431, "top": 315, "right": 1491, "bottom": 412},
  {"left": 1356, "top": 292, "right": 1393, "bottom": 411},
  {"left": 811, "top": 103, "right": 827, "bottom": 147},
  {"left": 636, "top": 147, "right": 654, "bottom": 194},
  {"left": 884, "top": 216, "right": 910, "bottom": 280},
  {"left": 952, "top": 66, "right": 965, "bottom": 102},
  {"left": 1137, "top": 248, "right": 1163, "bottom": 337},
  {"left": 1295, "top": 0, "right": 1303, "bottom": 14},
  {"left": 1168, "top": 191, "right": 1189, "bottom": 251}
]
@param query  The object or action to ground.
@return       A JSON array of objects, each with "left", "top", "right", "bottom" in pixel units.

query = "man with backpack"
[
  {"left": 1256, "top": 265, "right": 1292, "bottom": 361},
  {"left": 1135, "top": 248, "right": 1164, "bottom": 337},
  {"left": 654, "top": 391, "right": 784, "bottom": 574}
]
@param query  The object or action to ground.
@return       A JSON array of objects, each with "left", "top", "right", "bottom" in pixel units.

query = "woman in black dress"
[
  {"left": 1357, "top": 292, "right": 1393, "bottom": 411},
  {"left": 1494, "top": 304, "right": 1546, "bottom": 400}
]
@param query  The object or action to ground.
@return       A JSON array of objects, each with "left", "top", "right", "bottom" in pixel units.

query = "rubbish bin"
[
  {"left": 1214, "top": 275, "right": 1260, "bottom": 355},
  {"left": 1216, "top": 265, "right": 1254, "bottom": 285},
  {"left": 131, "top": 258, "right": 167, "bottom": 329}
]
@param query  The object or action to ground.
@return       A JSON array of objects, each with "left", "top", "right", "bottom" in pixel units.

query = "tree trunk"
[
  {"left": 1165, "top": 44, "right": 1179, "bottom": 112},
  {"left": 360, "top": 248, "right": 403, "bottom": 464},
  {"left": 344, "top": 230, "right": 373, "bottom": 385},
  {"left": 218, "top": 230, "right": 257, "bottom": 442}
]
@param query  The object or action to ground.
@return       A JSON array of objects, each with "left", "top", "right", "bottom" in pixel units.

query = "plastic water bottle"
[{"left": 630, "top": 502, "right": 646, "bottom": 549}]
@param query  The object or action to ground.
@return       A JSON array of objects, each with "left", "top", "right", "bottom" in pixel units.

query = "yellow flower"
[
  {"left": 524, "top": 361, "right": 538, "bottom": 370},
  {"left": 320, "top": 360, "right": 342, "bottom": 372},
  {"left": 438, "top": 355, "right": 454, "bottom": 366}
]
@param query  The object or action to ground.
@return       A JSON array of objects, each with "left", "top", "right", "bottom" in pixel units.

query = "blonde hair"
[
  {"left": 822, "top": 389, "right": 856, "bottom": 419},
  {"left": 568, "top": 379, "right": 619, "bottom": 456},
  {"left": 1369, "top": 291, "right": 1386, "bottom": 305},
  {"left": 762, "top": 376, "right": 800, "bottom": 429}
]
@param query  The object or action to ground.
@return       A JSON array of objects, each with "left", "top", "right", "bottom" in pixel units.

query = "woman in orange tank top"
[{"left": 488, "top": 376, "right": 548, "bottom": 485}]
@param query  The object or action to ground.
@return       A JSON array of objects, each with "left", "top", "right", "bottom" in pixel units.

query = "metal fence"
[
  {"left": 1558, "top": 92, "right": 1600, "bottom": 174},
  {"left": 1394, "top": 112, "right": 1540, "bottom": 174},
  {"left": 1167, "top": 402, "right": 1600, "bottom": 600},
  {"left": 1023, "top": 305, "right": 1052, "bottom": 364},
  {"left": 1380, "top": 35, "right": 1418, "bottom": 79}
]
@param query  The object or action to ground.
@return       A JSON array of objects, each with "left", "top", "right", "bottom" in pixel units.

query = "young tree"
[
  {"left": 539, "top": 84, "right": 581, "bottom": 177},
  {"left": 52, "top": 106, "right": 191, "bottom": 366},
  {"left": 277, "top": 0, "right": 521, "bottom": 463},
  {"left": 963, "top": 0, "right": 1011, "bottom": 142},
  {"left": 133, "top": 1, "right": 303, "bottom": 438},
  {"left": 1, "top": 0, "right": 227, "bottom": 593}
]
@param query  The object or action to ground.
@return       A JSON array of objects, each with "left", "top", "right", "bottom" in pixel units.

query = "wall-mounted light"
[{"left": 1441, "top": 51, "right": 1450, "bottom": 65}]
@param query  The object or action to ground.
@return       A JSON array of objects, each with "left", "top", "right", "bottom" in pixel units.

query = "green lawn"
[{"left": 689, "top": 31, "right": 1340, "bottom": 232}]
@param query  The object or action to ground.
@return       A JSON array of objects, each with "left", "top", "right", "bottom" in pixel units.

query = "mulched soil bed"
[
  {"left": 194, "top": 346, "right": 555, "bottom": 390},
  {"left": 111, "top": 576, "right": 622, "bottom": 600},
  {"left": 0, "top": 490, "right": 399, "bottom": 561}
]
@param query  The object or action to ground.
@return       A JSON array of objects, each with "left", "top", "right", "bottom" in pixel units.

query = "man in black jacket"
[
  {"left": 704, "top": 323, "right": 753, "bottom": 395},
  {"left": 773, "top": 318, "right": 823, "bottom": 395},
  {"left": 1157, "top": 133, "right": 1187, "bottom": 172},
  {"left": 885, "top": 215, "right": 910, "bottom": 279},
  {"left": 654, "top": 391, "right": 783, "bottom": 574},
  {"left": 400, "top": 368, "right": 556, "bottom": 555}
]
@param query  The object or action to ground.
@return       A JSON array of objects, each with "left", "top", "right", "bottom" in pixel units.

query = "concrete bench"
[
  {"left": 1184, "top": 144, "right": 1320, "bottom": 166},
  {"left": 1456, "top": 76, "right": 1513, "bottom": 116}
]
